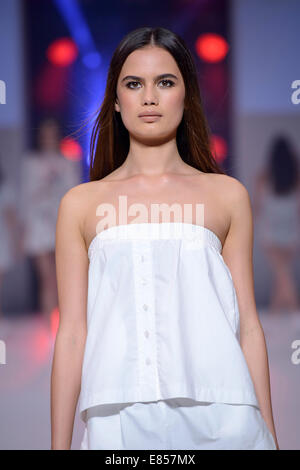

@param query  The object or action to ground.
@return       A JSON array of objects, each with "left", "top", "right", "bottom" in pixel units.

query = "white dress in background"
[
  {"left": 0, "top": 180, "right": 16, "bottom": 271},
  {"left": 78, "top": 222, "right": 277, "bottom": 450},
  {"left": 258, "top": 183, "right": 300, "bottom": 249},
  {"left": 20, "top": 150, "right": 81, "bottom": 256}
]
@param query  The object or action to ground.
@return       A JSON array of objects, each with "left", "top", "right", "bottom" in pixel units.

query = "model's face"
[{"left": 115, "top": 46, "right": 186, "bottom": 141}]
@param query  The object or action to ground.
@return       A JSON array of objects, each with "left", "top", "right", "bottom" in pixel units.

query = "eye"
[
  {"left": 125, "top": 79, "right": 175, "bottom": 89},
  {"left": 126, "top": 81, "right": 140, "bottom": 89},
  {"left": 159, "top": 79, "right": 175, "bottom": 87}
]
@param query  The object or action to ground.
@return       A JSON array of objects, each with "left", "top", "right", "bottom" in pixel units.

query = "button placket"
[
  {"left": 140, "top": 253, "right": 150, "bottom": 345},
  {"left": 132, "top": 239, "right": 159, "bottom": 394}
]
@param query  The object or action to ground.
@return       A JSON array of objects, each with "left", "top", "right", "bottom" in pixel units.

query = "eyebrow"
[{"left": 121, "top": 73, "right": 178, "bottom": 83}]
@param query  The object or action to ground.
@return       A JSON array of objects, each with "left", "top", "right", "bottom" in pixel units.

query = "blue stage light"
[{"left": 82, "top": 52, "right": 102, "bottom": 69}]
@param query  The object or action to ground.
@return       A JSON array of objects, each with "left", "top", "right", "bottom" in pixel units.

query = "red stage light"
[
  {"left": 210, "top": 134, "right": 227, "bottom": 163},
  {"left": 46, "top": 38, "right": 78, "bottom": 67},
  {"left": 60, "top": 137, "right": 83, "bottom": 161},
  {"left": 195, "top": 33, "right": 229, "bottom": 63},
  {"left": 35, "top": 63, "right": 69, "bottom": 109},
  {"left": 50, "top": 306, "right": 60, "bottom": 340}
]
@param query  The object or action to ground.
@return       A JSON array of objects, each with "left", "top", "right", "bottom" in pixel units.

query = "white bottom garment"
[{"left": 79, "top": 398, "right": 277, "bottom": 450}]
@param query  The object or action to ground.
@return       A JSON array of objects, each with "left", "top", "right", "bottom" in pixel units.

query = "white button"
[
  {"left": 141, "top": 278, "right": 147, "bottom": 285},
  {"left": 145, "top": 358, "right": 151, "bottom": 365},
  {"left": 143, "top": 304, "right": 148, "bottom": 311},
  {"left": 144, "top": 330, "right": 149, "bottom": 338}
]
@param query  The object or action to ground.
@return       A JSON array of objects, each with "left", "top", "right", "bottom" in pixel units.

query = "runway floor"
[{"left": 0, "top": 309, "right": 300, "bottom": 450}]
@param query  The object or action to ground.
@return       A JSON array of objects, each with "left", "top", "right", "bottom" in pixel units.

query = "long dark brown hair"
[
  {"left": 266, "top": 135, "right": 299, "bottom": 195},
  {"left": 89, "top": 26, "right": 226, "bottom": 181}
]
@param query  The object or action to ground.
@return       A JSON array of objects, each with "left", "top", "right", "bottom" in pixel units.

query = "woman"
[
  {"left": 20, "top": 118, "right": 80, "bottom": 325},
  {"left": 0, "top": 161, "right": 18, "bottom": 319},
  {"left": 254, "top": 136, "right": 300, "bottom": 315},
  {"left": 51, "top": 27, "right": 279, "bottom": 450}
]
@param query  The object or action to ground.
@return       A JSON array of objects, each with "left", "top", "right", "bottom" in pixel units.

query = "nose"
[
  {"left": 145, "top": 102, "right": 157, "bottom": 107},
  {"left": 142, "top": 86, "right": 158, "bottom": 105},
  {"left": 143, "top": 97, "right": 158, "bottom": 105}
]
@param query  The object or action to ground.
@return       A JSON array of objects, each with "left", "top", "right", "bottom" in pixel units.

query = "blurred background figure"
[
  {"left": 254, "top": 135, "right": 300, "bottom": 316},
  {"left": 19, "top": 117, "right": 80, "bottom": 327},
  {"left": 0, "top": 159, "right": 18, "bottom": 319}
]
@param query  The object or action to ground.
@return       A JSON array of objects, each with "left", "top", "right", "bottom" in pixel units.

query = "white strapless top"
[{"left": 79, "top": 222, "right": 259, "bottom": 423}]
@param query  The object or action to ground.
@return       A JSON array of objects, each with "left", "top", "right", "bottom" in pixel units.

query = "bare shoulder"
[
  {"left": 60, "top": 180, "right": 108, "bottom": 206},
  {"left": 205, "top": 172, "right": 249, "bottom": 201},
  {"left": 59, "top": 182, "right": 90, "bottom": 215},
  {"left": 222, "top": 176, "right": 253, "bottom": 239},
  {"left": 58, "top": 181, "right": 103, "bottom": 234},
  {"left": 208, "top": 173, "right": 251, "bottom": 218},
  {"left": 223, "top": 174, "right": 250, "bottom": 201}
]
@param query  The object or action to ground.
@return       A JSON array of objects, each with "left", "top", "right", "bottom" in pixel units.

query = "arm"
[
  {"left": 222, "top": 177, "right": 279, "bottom": 450},
  {"left": 1, "top": 183, "right": 19, "bottom": 259},
  {"left": 51, "top": 185, "right": 88, "bottom": 450},
  {"left": 18, "top": 158, "right": 32, "bottom": 252}
]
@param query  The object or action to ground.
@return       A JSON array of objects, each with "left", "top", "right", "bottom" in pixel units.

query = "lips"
[
  {"left": 138, "top": 114, "right": 162, "bottom": 117},
  {"left": 139, "top": 115, "right": 162, "bottom": 122}
]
